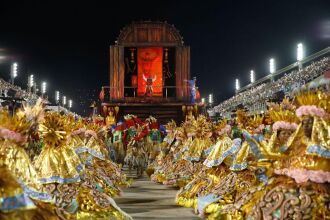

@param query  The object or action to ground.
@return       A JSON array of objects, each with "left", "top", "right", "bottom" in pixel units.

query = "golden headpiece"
[
  {"left": 165, "top": 120, "right": 176, "bottom": 131},
  {"left": 295, "top": 90, "right": 330, "bottom": 118},
  {"left": 268, "top": 98, "right": 299, "bottom": 131},
  {"left": 248, "top": 114, "right": 264, "bottom": 128},
  {"left": 246, "top": 114, "right": 265, "bottom": 133},
  {"left": 195, "top": 115, "right": 212, "bottom": 136},
  {"left": 124, "top": 114, "right": 136, "bottom": 120},
  {"left": 174, "top": 126, "right": 185, "bottom": 138},
  {"left": 71, "top": 118, "right": 86, "bottom": 132},
  {"left": 215, "top": 119, "right": 227, "bottom": 131},
  {"left": 183, "top": 118, "right": 197, "bottom": 136},
  {"left": 39, "top": 112, "right": 70, "bottom": 147},
  {"left": 16, "top": 98, "right": 45, "bottom": 127},
  {"left": 0, "top": 110, "right": 31, "bottom": 142},
  {"left": 236, "top": 109, "right": 249, "bottom": 128},
  {"left": 214, "top": 119, "right": 231, "bottom": 136}
]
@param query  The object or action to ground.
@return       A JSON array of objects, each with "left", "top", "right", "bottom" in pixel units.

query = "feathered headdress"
[
  {"left": 236, "top": 109, "right": 249, "bottom": 128},
  {"left": 38, "top": 112, "right": 70, "bottom": 147},
  {"left": 195, "top": 115, "right": 212, "bottom": 137},
  {"left": 268, "top": 97, "right": 299, "bottom": 131},
  {"left": 0, "top": 110, "right": 30, "bottom": 143},
  {"left": 165, "top": 120, "right": 177, "bottom": 132},
  {"left": 174, "top": 127, "right": 185, "bottom": 139},
  {"left": 16, "top": 98, "right": 45, "bottom": 127},
  {"left": 247, "top": 114, "right": 265, "bottom": 134},
  {"left": 295, "top": 90, "right": 329, "bottom": 118},
  {"left": 214, "top": 119, "right": 231, "bottom": 136}
]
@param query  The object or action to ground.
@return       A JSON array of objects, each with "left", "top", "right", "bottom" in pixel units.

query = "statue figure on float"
[{"left": 143, "top": 73, "right": 157, "bottom": 97}]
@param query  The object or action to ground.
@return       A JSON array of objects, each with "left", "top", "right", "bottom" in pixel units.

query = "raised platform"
[{"left": 102, "top": 102, "right": 193, "bottom": 124}]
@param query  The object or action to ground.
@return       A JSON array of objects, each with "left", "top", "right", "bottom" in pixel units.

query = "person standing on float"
[{"left": 185, "top": 77, "right": 197, "bottom": 104}]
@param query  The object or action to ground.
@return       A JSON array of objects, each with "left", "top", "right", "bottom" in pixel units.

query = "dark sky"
[{"left": 0, "top": 0, "right": 329, "bottom": 115}]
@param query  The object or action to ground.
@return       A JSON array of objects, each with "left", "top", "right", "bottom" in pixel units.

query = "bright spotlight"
[
  {"left": 55, "top": 91, "right": 60, "bottom": 103},
  {"left": 269, "top": 58, "right": 275, "bottom": 74},
  {"left": 250, "top": 70, "right": 255, "bottom": 83},
  {"left": 297, "top": 43, "right": 304, "bottom": 61},
  {"left": 63, "top": 96, "right": 67, "bottom": 106},
  {"left": 41, "top": 82, "right": 47, "bottom": 94},
  {"left": 11, "top": 62, "right": 18, "bottom": 78},
  {"left": 209, "top": 94, "right": 213, "bottom": 104},
  {"left": 235, "top": 78, "right": 240, "bottom": 91},
  {"left": 29, "top": 75, "right": 34, "bottom": 88}
]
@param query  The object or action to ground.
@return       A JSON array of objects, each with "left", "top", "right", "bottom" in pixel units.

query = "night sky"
[{"left": 0, "top": 0, "right": 329, "bottom": 115}]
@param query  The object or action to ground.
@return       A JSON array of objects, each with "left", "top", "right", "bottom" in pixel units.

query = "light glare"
[
  {"left": 297, "top": 43, "right": 304, "bottom": 61},
  {"left": 11, "top": 63, "right": 18, "bottom": 78},
  {"left": 235, "top": 78, "right": 240, "bottom": 91},
  {"left": 209, "top": 94, "right": 213, "bottom": 104},
  {"left": 55, "top": 91, "right": 60, "bottom": 102},
  {"left": 250, "top": 70, "right": 255, "bottom": 83},
  {"left": 269, "top": 58, "right": 275, "bottom": 74},
  {"left": 41, "top": 82, "right": 47, "bottom": 94},
  {"left": 29, "top": 75, "right": 34, "bottom": 87},
  {"left": 63, "top": 96, "right": 67, "bottom": 105}
]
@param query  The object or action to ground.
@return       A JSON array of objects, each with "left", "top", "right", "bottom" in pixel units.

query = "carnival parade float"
[{"left": 1, "top": 18, "right": 329, "bottom": 220}]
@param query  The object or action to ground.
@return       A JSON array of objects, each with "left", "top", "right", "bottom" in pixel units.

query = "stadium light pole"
[
  {"left": 250, "top": 70, "right": 255, "bottom": 84},
  {"left": 10, "top": 62, "right": 18, "bottom": 85},
  {"left": 62, "top": 96, "right": 67, "bottom": 107},
  {"left": 28, "top": 75, "right": 34, "bottom": 93},
  {"left": 269, "top": 58, "right": 275, "bottom": 82},
  {"left": 55, "top": 91, "right": 60, "bottom": 111},
  {"left": 208, "top": 94, "right": 213, "bottom": 107},
  {"left": 55, "top": 91, "right": 60, "bottom": 104},
  {"left": 69, "top": 99, "right": 72, "bottom": 110},
  {"left": 297, "top": 43, "right": 304, "bottom": 70},
  {"left": 235, "top": 78, "right": 240, "bottom": 94},
  {"left": 41, "top": 82, "right": 47, "bottom": 97}
]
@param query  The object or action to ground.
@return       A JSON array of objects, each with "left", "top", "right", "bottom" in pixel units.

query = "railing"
[
  {"left": 238, "top": 47, "right": 330, "bottom": 93},
  {"left": 101, "top": 85, "right": 188, "bottom": 101},
  {"left": 0, "top": 77, "right": 39, "bottom": 102}
]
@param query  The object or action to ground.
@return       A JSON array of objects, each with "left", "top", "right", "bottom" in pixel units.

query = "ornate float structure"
[{"left": 100, "top": 21, "right": 198, "bottom": 123}]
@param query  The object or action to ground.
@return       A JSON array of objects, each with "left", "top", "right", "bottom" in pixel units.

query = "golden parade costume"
[
  {"left": 246, "top": 91, "right": 330, "bottom": 219},
  {"left": 150, "top": 125, "right": 182, "bottom": 183},
  {"left": 203, "top": 120, "right": 233, "bottom": 168},
  {"left": 205, "top": 98, "right": 299, "bottom": 219},
  {"left": 0, "top": 101, "right": 54, "bottom": 219},
  {"left": 161, "top": 120, "right": 198, "bottom": 187},
  {"left": 175, "top": 120, "right": 230, "bottom": 211},
  {"left": 35, "top": 112, "right": 83, "bottom": 185},
  {"left": 69, "top": 119, "right": 128, "bottom": 197},
  {"left": 34, "top": 112, "right": 131, "bottom": 219},
  {"left": 189, "top": 120, "right": 234, "bottom": 216},
  {"left": 0, "top": 165, "right": 42, "bottom": 220},
  {"left": 184, "top": 115, "right": 213, "bottom": 162},
  {"left": 147, "top": 120, "right": 176, "bottom": 178},
  {"left": 219, "top": 92, "right": 330, "bottom": 220},
  {"left": 199, "top": 112, "right": 266, "bottom": 218}
]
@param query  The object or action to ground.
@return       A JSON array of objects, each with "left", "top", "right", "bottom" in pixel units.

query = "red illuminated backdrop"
[{"left": 137, "top": 47, "right": 163, "bottom": 96}]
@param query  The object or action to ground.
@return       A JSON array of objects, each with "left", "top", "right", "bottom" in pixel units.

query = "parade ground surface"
[{"left": 115, "top": 172, "right": 199, "bottom": 220}]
